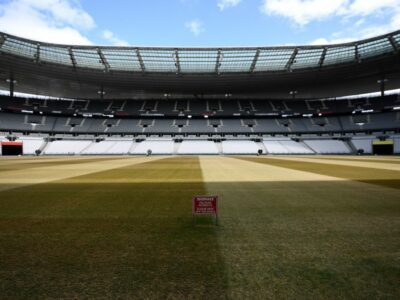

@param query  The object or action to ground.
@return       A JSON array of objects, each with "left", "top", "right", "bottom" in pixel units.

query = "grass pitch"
[{"left": 0, "top": 155, "right": 399, "bottom": 299}]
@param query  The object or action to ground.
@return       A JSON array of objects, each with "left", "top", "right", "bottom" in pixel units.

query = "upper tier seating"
[
  {"left": 1, "top": 94, "right": 399, "bottom": 138},
  {"left": 1, "top": 94, "right": 398, "bottom": 116}
]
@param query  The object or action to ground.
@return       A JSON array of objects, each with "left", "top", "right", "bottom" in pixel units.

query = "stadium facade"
[{"left": 0, "top": 30, "right": 399, "bottom": 155}]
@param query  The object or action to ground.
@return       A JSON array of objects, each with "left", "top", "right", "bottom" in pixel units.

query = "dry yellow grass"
[
  {"left": 0, "top": 156, "right": 165, "bottom": 191},
  {"left": 0, "top": 155, "right": 399, "bottom": 299}
]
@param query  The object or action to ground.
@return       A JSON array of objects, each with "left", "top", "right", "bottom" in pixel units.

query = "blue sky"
[{"left": 0, "top": 0, "right": 399, "bottom": 46}]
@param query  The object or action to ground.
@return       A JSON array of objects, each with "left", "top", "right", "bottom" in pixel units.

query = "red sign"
[
  {"left": 193, "top": 196, "right": 218, "bottom": 215},
  {"left": 1, "top": 141, "right": 23, "bottom": 146}
]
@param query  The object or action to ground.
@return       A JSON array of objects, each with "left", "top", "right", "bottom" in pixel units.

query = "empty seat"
[
  {"left": 304, "top": 140, "right": 351, "bottom": 154},
  {"left": 132, "top": 140, "right": 174, "bottom": 154},
  {"left": 17, "top": 137, "right": 45, "bottom": 155},
  {"left": 177, "top": 141, "right": 219, "bottom": 154},
  {"left": 81, "top": 141, "right": 117, "bottom": 154},
  {"left": 263, "top": 141, "right": 290, "bottom": 154},
  {"left": 351, "top": 137, "right": 374, "bottom": 153},
  {"left": 44, "top": 140, "right": 92, "bottom": 155},
  {"left": 222, "top": 140, "right": 260, "bottom": 154},
  {"left": 106, "top": 141, "right": 133, "bottom": 154},
  {"left": 279, "top": 141, "right": 314, "bottom": 154}
]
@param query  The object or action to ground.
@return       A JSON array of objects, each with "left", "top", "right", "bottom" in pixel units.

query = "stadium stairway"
[
  {"left": 80, "top": 141, "right": 94, "bottom": 154},
  {"left": 215, "top": 141, "right": 223, "bottom": 155},
  {"left": 346, "top": 139, "right": 358, "bottom": 154},
  {"left": 299, "top": 140, "right": 315, "bottom": 154},
  {"left": 40, "top": 140, "right": 52, "bottom": 155},
  {"left": 128, "top": 141, "right": 139, "bottom": 154},
  {"left": 173, "top": 141, "right": 181, "bottom": 155},
  {"left": 38, "top": 138, "right": 49, "bottom": 155},
  {"left": 256, "top": 141, "right": 268, "bottom": 154}
]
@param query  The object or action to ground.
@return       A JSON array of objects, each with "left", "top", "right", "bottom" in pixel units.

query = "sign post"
[{"left": 192, "top": 195, "right": 218, "bottom": 226}]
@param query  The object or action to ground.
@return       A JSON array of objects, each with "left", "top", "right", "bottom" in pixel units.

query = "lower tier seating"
[
  {"left": 43, "top": 140, "right": 92, "bottom": 155},
  {"left": 177, "top": 141, "right": 219, "bottom": 154},
  {"left": 304, "top": 140, "right": 351, "bottom": 154},
  {"left": 131, "top": 140, "right": 174, "bottom": 154},
  {"left": 221, "top": 140, "right": 260, "bottom": 154},
  {"left": 2, "top": 135, "right": 399, "bottom": 155}
]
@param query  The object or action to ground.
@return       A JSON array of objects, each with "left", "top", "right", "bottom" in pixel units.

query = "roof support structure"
[
  {"left": 0, "top": 34, "right": 5, "bottom": 48},
  {"left": 286, "top": 48, "right": 298, "bottom": 71},
  {"left": 35, "top": 43, "right": 40, "bottom": 64},
  {"left": 68, "top": 47, "right": 77, "bottom": 70},
  {"left": 136, "top": 49, "right": 146, "bottom": 73},
  {"left": 388, "top": 36, "right": 398, "bottom": 52},
  {"left": 174, "top": 49, "right": 181, "bottom": 74},
  {"left": 319, "top": 47, "right": 327, "bottom": 67},
  {"left": 97, "top": 48, "right": 110, "bottom": 72},
  {"left": 6, "top": 74, "right": 16, "bottom": 98},
  {"left": 355, "top": 44, "right": 360, "bottom": 63},
  {"left": 215, "top": 49, "right": 222, "bottom": 74},
  {"left": 249, "top": 49, "right": 260, "bottom": 73}
]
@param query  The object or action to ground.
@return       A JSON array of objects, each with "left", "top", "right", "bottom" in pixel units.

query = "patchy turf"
[
  {"left": 0, "top": 156, "right": 129, "bottom": 173},
  {"left": 306, "top": 156, "right": 400, "bottom": 165},
  {"left": 236, "top": 156, "right": 400, "bottom": 190},
  {"left": 206, "top": 180, "right": 400, "bottom": 299},
  {"left": 0, "top": 157, "right": 227, "bottom": 299},
  {"left": 0, "top": 156, "right": 399, "bottom": 299}
]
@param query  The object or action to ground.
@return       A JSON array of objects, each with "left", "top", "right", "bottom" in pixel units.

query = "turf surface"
[{"left": 0, "top": 155, "right": 399, "bottom": 299}]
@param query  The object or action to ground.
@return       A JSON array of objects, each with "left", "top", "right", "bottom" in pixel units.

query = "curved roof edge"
[
  {"left": 0, "top": 30, "right": 399, "bottom": 75},
  {"left": 0, "top": 29, "right": 399, "bottom": 50}
]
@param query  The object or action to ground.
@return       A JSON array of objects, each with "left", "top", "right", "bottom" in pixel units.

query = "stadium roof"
[{"left": 0, "top": 30, "right": 399, "bottom": 98}]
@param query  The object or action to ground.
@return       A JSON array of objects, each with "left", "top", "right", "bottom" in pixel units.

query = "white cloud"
[
  {"left": 102, "top": 30, "right": 129, "bottom": 46},
  {"left": 261, "top": 0, "right": 400, "bottom": 26},
  {"left": 309, "top": 0, "right": 400, "bottom": 45},
  {"left": 0, "top": 0, "right": 94, "bottom": 45},
  {"left": 310, "top": 20, "right": 399, "bottom": 45},
  {"left": 340, "top": 0, "right": 400, "bottom": 17},
  {"left": 260, "top": 0, "right": 348, "bottom": 26},
  {"left": 310, "top": 37, "right": 355, "bottom": 45},
  {"left": 260, "top": 0, "right": 400, "bottom": 45},
  {"left": 218, "top": 0, "right": 242, "bottom": 10},
  {"left": 185, "top": 19, "right": 204, "bottom": 36},
  {"left": 20, "top": 0, "right": 95, "bottom": 29}
]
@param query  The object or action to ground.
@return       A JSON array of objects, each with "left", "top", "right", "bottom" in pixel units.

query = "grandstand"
[
  {"left": 0, "top": 30, "right": 400, "bottom": 155},
  {"left": 1, "top": 92, "right": 400, "bottom": 155}
]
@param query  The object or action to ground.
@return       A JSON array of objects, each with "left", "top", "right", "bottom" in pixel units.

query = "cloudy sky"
[{"left": 0, "top": 0, "right": 399, "bottom": 46}]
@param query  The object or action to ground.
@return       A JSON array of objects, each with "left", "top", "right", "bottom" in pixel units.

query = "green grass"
[
  {"left": 0, "top": 156, "right": 399, "bottom": 299},
  {"left": 207, "top": 180, "right": 400, "bottom": 299},
  {"left": 0, "top": 157, "right": 227, "bottom": 299}
]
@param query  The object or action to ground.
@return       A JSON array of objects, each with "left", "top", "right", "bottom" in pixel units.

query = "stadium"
[
  {"left": 0, "top": 1, "right": 400, "bottom": 298},
  {"left": 0, "top": 30, "right": 400, "bottom": 155}
]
